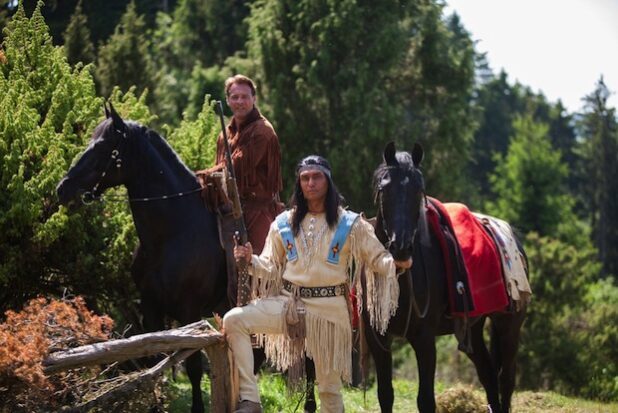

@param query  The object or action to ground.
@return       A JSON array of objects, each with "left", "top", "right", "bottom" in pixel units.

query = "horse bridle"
[
  {"left": 373, "top": 170, "right": 431, "bottom": 347},
  {"left": 81, "top": 128, "right": 201, "bottom": 205},
  {"left": 374, "top": 167, "right": 425, "bottom": 253},
  {"left": 81, "top": 127, "right": 127, "bottom": 205}
]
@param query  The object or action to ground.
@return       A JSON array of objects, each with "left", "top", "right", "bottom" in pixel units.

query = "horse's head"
[
  {"left": 57, "top": 103, "right": 131, "bottom": 206},
  {"left": 373, "top": 142, "right": 425, "bottom": 261}
]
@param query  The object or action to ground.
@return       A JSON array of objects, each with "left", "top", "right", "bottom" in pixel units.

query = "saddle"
[
  {"left": 427, "top": 199, "right": 510, "bottom": 317},
  {"left": 425, "top": 198, "right": 475, "bottom": 316},
  {"left": 472, "top": 213, "right": 532, "bottom": 311},
  {"left": 425, "top": 198, "right": 534, "bottom": 319}
]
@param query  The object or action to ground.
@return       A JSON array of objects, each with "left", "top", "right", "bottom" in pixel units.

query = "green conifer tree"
[
  {"left": 95, "top": 1, "right": 153, "bottom": 99},
  {"left": 169, "top": 0, "right": 249, "bottom": 70},
  {"left": 149, "top": 0, "right": 249, "bottom": 126},
  {"left": 1, "top": 1, "right": 105, "bottom": 311},
  {"left": 0, "top": 2, "right": 149, "bottom": 321},
  {"left": 0, "top": 1, "right": 220, "bottom": 323},
  {"left": 470, "top": 71, "right": 578, "bottom": 206},
  {"left": 487, "top": 114, "right": 575, "bottom": 238},
  {"left": 577, "top": 77, "right": 618, "bottom": 277},
  {"left": 395, "top": 10, "right": 477, "bottom": 202},
  {"left": 62, "top": 0, "right": 94, "bottom": 66},
  {"left": 246, "top": 0, "right": 418, "bottom": 210},
  {"left": 166, "top": 97, "right": 219, "bottom": 170}
]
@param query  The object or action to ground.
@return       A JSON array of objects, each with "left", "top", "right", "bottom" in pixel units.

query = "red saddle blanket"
[{"left": 429, "top": 200, "right": 508, "bottom": 317}]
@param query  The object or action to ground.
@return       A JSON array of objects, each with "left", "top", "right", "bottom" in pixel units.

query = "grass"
[{"left": 164, "top": 370, "right": 618, "bottom": 413}]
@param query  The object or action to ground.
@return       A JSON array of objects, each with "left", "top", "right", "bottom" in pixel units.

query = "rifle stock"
[{"left": 217, "top": 101, "right": 251, "bottom": 306}]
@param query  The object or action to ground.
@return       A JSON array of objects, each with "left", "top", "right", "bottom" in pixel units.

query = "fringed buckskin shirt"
[
  {"left": 248, "top": 208, "right": 399, "bottom": 383},
  {"left": 205, "top": 107, "right": 282, "bottom": 252},
  {"left": 214, "top": 107, "right": 282, "bottom": 203}
]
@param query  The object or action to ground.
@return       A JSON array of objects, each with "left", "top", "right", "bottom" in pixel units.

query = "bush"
[
  {"left": 577, "top": 278, "right": 618, "bottom": 401},
  {"left": 0, "top": 296, "right": 113, "bottom": 412},
  {"left": 436, "top": 384, "right": 487, "bottom": 413},
  {"left": 520, "top": 232, "right": 618, "bottom": 401},
  {"left": 0, "top": 3, "right": 218, "bottom": 332},
  {"left": 0, "top": 2, "right": 139, "bottom": 320}
]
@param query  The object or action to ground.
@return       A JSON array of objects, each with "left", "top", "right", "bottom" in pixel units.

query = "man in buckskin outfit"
[
  {"left": 225, "top": 155, "right": 412, "bottom": 413},
  {"left": 200, "top": 74, "right": 282, "bottom": 254}
]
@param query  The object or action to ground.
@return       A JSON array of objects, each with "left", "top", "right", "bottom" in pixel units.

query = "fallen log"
[
  {"left": 42, "top": 319, "right": 234, "bottom": 412},
  {"left": 43, "top": 320, "right": 222, "bottom": 373},
  {"left": 60, "top": 348, "right": 197, "bottom": 413}
]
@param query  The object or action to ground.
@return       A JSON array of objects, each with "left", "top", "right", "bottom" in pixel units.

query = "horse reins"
[{"left": 81, "top": 128, "right": 202, "bottom": 205}]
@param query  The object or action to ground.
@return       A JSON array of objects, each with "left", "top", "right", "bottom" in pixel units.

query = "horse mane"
[
  {"left": 141, "top": 126, "right": 196, "bottom": 178},
  {"left": 94, "top": 118, "right": 196, "bottom": 180}
]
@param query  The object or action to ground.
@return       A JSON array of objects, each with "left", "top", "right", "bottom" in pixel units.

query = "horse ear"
[
  {"left": 108, "top": 101, "right": 126, "bottom": 135},
  {"left": 384, "top": 141, "right": 397, "bottom": 166},
  {"left": 412, "top": 143, "right": 424, "bottom": 167},
  {"left": 104, "top": 102, "right": 110, "bottom": 119}
]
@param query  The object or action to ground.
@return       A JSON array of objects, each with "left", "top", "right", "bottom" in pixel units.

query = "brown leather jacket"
[
  {"left": 199, "top": 107, "right": 283, "bottom": 253},
  {"left": 212, "top": 107, "right": 282, "bottom": 202}
]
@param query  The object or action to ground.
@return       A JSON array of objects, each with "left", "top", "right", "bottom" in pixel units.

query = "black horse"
[
  {"left": 364, "top": 142, "right": 527, "bottom": 413},
  {"left": 56, "top": 106, "right": 318, "bottom": 413},
  {"left": 56, "top": 106, "right": 227, "bottom": 413}
]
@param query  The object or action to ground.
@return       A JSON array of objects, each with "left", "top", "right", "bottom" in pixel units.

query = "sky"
[{"left": 444, "top": 0, "right": 618, "bottom": 113}]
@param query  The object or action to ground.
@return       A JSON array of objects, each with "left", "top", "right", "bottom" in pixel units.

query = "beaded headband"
[{"left": 297, "top": 164, "right": 332, "bottom": 178}]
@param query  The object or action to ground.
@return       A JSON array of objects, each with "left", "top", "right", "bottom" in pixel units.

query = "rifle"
[{"left": 216, "top": 100, "right": 252, "bottom": 306}]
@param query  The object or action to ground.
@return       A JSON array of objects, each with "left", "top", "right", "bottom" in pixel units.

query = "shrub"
[
  {"left": 436, "top": 384, "right": 487, "bottom": 413},
  {"left": 0, "top": 296, "right": 113, "bottom": 411},
  {"left": 520, "top": 232, "right": 618, "bottom": 401}
]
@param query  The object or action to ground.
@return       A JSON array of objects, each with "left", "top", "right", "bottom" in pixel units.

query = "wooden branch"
[
  {"left": 43, "top": 319, "right": 236, "bottom": 413},
  {"left": 43, "top": 320, "right": 223, "bottom": 374},
  {"left": 60, "top": 348, "right": 197, "bottom": 413}
]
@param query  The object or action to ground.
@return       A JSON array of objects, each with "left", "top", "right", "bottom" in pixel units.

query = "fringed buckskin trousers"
[{"left": 223, "top": 296, "right": 344, "bottom": 412}]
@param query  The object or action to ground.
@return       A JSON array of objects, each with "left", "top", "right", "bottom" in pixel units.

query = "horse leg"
[
  {"left": 410, "top": 330, "right": 437, "bottom": 413},
  {"left": 185, "top": 350, "right": 205, "bottom": 413},
  {"left": 141, "top": 295, "right": 165, "bottom": 334},
  {"left": 490, "top": 312, "right": 525, "bottom": 413},
  {"left": 140, "top": 294, "right": 165, "bottom": 370},
  {"left": 466, "top": 318, "right": 500, "bottom": 412},
  {"left": 365, "top": 328, "right": 394, "bottom": 412},
  {"left": 304, "top": 357, "right": 317, "bottom": 413}
]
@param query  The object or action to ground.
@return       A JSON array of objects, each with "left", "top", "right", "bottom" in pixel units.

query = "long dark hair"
[{"left": 288, "top": 155, "right": 344, "bottom": 235}]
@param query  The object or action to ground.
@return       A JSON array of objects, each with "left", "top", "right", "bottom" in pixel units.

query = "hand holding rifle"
[
  {"left": 234, "top": 238, "right": 253, "bottom": 262},
  {"left": 216, "top": 100, "right": 251, "bottom": 306}
]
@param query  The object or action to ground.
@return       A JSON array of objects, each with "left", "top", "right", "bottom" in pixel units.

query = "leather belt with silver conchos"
[{"left": 283, "top": 279, "right": 346, "bottom": 298}]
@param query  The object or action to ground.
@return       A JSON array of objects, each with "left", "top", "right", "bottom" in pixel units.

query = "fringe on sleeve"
[
  {"left": 249, "top": 224, "right": 285, "bottom": 300},
  {"left": 265, "top": 132, "right": 282, "bottom": 194},
  {"left": 349, "top": 219, "right": 399, "bottom": 335}
]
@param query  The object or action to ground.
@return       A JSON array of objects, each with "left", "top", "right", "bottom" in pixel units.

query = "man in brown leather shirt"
[{"left": 204, "top": 74, "right": 283, "bottom": 254}]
